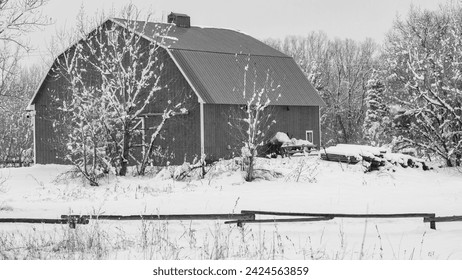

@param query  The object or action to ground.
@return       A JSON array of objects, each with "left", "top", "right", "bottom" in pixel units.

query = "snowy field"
[{"left": 1, "top": 155, "right": 462, "bottom": 260}]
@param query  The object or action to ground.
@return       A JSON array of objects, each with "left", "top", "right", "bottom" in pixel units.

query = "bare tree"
[
  {"left": 0, "top": 62, "right": 42, "bottom": 166},
  {"left": 54, "top": 5, "right": 188, "bottom": 183},
  {"left": 0, "top": 0, "right": 49, "bottom": 49},
  {"left": 227, "top": 55, "right": 280, "bottom": 181},
  {"left": 0, "top": 0, "right": 49, "bottom": 165},
  {"left": 268, "top": 34, "right": 378, "bottom": 146},
  {"left": 1, "top": 0, "right": 49, "bottom": 98}
]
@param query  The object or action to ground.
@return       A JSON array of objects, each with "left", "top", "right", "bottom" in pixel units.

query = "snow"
[
  {"left": 270, "top": 132, "right": 291, "bottom": 144},
  {"left": 321, "top": 144, "right": 386, "bottom": 159},
  {"left": 384, "top": 152, "right": 423, "bottom": 165},
  {"left": 283, "top": 138, "right": 314, "bottom": 147},
  {"left": 157, "top": 35, "right": 178, "bottom": 41},
  {"left": 1, "top": 158, "right": 462, "bottom": 259},
  {"left": 194, "top": 25, "right": 251, "bottom": 36}
]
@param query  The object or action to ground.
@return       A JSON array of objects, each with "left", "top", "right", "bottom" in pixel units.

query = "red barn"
[{"left": 27, "top": 13, "right": 325, "bottom": 165}]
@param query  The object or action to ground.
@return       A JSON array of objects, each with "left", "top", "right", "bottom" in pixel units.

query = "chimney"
[{"left": 167, "top": 12, "right": 190, "bottom": 28}]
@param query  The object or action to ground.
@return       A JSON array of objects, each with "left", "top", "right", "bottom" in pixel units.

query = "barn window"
[{"left": 305, "top": 130, "right": 313, "bottom": 143}]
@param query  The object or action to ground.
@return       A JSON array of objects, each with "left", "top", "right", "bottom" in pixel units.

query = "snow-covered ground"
[{"left": 1, "top": 155, "right": 461, "bottom": 259}]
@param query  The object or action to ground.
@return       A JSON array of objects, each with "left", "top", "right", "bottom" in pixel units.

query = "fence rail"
[
  {"left": 424, "top": 215, "right": 462, "bottom": 224},
  {"left": 61, "top": 213, "right": 255, "bottom": 221},
  {"left": 0, "top": 217, "right": 89, "bottom": 228},
  {"left": 225, "top": 217, "right": 333, "bottom": 226},
  {"left": 241, "top": 210, "right": 435, "bottom": 218},
  {"left": 6, "top": 211, "right": 462, "bottom": 230},
  {"left": 240, "top": 210, "right": 437, "bottom": 229}
]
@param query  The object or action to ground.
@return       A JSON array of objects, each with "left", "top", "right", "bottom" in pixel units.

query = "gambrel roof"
[
  {"left": 111, "top": 18, "right": 325, "bottom": 106},
  {"left": 29, "top": 18, "right": 325, "bottom": 108}
]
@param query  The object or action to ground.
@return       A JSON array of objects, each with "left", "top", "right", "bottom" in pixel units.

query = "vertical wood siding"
[
  {"left": 33, "top": 36, "right": 201, "bottom": 165},
  {"left": 34, "top": 69, "right": 71, "bottom": 164},
  {"left": 142, "top": 48, "right": 201, "bottom": 165},
  {"left": 204, "top": 104, "right": 320, "bottom": 161}
]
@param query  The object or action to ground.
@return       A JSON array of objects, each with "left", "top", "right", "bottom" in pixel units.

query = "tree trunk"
[
  {"left": 138, "top": 112, "right": 170, "bottom": 176},
  {"left": 336, "top": 114, "right": 348, "bottom": 143},
  {"left": 246, "top": 155, "right": 254, "bottom": 182},
  {"left": 119, "top": 125, "right": 131, "bottom": 176}
]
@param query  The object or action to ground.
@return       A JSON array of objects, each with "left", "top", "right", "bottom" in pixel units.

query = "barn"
[{"left": 27, "top": 13, "right": 325, "bottom": 165}]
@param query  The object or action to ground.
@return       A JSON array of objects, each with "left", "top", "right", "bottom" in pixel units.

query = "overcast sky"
[{"left": 26, "top": 0, "right": 450, "bottom": 63}]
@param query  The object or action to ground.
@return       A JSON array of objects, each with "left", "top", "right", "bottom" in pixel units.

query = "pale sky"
[{"left": 25, "top": 0, "right": 450, "bottom": 64}]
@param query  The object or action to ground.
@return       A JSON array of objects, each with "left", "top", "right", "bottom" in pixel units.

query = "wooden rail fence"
[
  {"left": 424, "top": 215, "right": 462, "bottom": 227},
  {"left": 225, "top": 217, "right": 333, "bottom": 227},
  {"left": 3, "top": 211, "right": 462, "bottom": 230},
  {"left": 61, "top": 213, "right": 255, "bottom": 222},
  {"left": 238, "top": 210, "right": 437, "bottom": 229},
  {"left": 0, "top": 213, "right": 255, "bottom": 228},
  {"left": 0, "top": 217, "right": 89, "bottom": 229}
]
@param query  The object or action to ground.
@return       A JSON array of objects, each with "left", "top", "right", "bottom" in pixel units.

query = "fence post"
[
  {"left": 429, "top": 214, "right": 436, "bottom": 230},
  {"left": 68, "top": 217, "right": 76, "bottom": 229}
]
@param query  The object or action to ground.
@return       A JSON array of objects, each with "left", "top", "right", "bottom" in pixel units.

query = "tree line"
[{"left": 266, "top": 4, "right": 462, "bottom": 167}]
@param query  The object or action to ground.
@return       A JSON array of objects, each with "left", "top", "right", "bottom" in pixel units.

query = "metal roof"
[
  {"left": 171, "top": 49, "right": 325, "bottom": 106},
  {"left": 112, "top": 18, "right": 288, "bottom": 57},
  {"left": 29, "top": 18, "right": 324, "bottom": 108}
]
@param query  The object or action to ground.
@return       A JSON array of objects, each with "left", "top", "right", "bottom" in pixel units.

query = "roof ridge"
[{"left": 170, "top": 48, "right": 290, "bottom": 58}]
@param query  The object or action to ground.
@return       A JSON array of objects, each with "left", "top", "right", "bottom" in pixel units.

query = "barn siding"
[
  {"left": 34, "top": 69, "right": 72, "bottom": 164},
  {"left": 33, "top": 38, "right": 201, "bottom": 166},
  {"left": 203, "top": 104, "right": 320, "bottom": 161},
  {"left": 142, "top": 48, "right": 201, "bottom": 165}
]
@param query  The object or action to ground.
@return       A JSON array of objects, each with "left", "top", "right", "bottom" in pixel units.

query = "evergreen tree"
[{"left": 363, "top": 71, "right": 390, "bottom": 146}]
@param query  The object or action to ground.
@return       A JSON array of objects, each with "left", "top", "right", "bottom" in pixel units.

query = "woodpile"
[
  {"left": 320, "top": 153, "right": 361, "bottom": 164},
  {"left": 320, "top": 144, "right": 431, "bottom": 172}
]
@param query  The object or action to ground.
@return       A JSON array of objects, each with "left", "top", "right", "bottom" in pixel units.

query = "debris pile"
[
  {"left": 320, "top": 144, "right": 431, "bottom": 171},
  {"left": 267, "top": 132, "right": 316, "bottom": 157}
]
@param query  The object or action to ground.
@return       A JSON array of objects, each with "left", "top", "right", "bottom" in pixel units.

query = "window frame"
[{"left": 305, "top": 130, "right": 314, "bottom": 143}]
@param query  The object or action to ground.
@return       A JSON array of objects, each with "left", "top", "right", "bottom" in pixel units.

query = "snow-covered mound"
[
  {"left": 321, "top": 144, "right": 430, "bottom": 170},
  {"left": 282, "top": 138, "right": 315, "bottom": 147},
  {"left": 270, "top": 132, "right": 291, "bottom": 144}
]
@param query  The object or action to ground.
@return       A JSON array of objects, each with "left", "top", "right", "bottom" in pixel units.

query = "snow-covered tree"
[
  {"left": 227, "top": 55, "right": 280, "bottom": 181},
  {"left": 0, "top": 0, "right": 49, "bottom": 165},
  {"left": 55, "top": 5, "right": 188, "bottom": 179},
  {"left": 0, "top": 65, "right": 39, "bottom": 166},
  {"left": 384, "top": 5, "right": 462, "bottom": 166},
  {"left": 59, "top": 84, "right": 111, "bottom": 185},
  {"left": 362, "top": 70, "right": 391, "bottom": 146}
]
